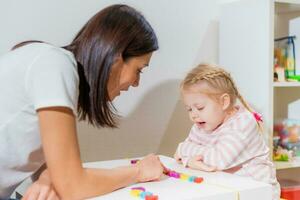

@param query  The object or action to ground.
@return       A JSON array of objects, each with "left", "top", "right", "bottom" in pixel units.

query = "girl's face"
[
  {"left": 182, "top": 83, "right": 229, "bottom": 132},
  {"left": 108, "top": 53, "right": 152, "bottom": 100}
]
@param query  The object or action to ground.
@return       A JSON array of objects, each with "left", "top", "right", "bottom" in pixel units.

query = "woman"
[{"left": 0, "top": 4, "right": 164, "bottom": 200}]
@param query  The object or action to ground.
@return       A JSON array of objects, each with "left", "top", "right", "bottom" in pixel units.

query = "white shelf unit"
[
  {"left": 275, "top": 157, "right": 300, "bottom": 169},
  {"left": 273, "top": 82, "right": 300, "bottom": 87},
  {"left": 219, "top": 0, "right": 300, "bottom": 170}
]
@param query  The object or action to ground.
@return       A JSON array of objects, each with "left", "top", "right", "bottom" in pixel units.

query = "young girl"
[{"left": 174, "top": 64, "right": 280, "bottom": 200}]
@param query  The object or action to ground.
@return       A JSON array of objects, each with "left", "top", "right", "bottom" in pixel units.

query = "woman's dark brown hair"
[{"left": 13, "top": 4, "right": 158, "bottom": 128}]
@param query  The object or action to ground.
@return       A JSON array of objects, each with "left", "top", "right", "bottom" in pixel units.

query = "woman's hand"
[
  {"left": 135, "top": 154, "right": 165, "bottom": 182},
  {"left": 22, "top": 170, "right": 60, "bottom": 200},
  {"left": 173, "top": 149, "right": 182, "bottom": 164},
  {"left": 187, "top": 155, "right": 217, "bottom": 172}
]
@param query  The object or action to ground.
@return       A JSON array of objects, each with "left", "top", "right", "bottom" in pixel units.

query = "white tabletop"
[{"left": 83, "top": 155, "right": 272, "bottom": 200}]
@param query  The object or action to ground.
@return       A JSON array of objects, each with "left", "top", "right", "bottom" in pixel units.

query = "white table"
[{"left": 84, "top": 155, "right": 272, "bottom": 200}]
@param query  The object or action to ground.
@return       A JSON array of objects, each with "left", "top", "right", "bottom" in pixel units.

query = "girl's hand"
[
  {"left": 174, "top": 149, "right": 182, "bottom": 164},
  {"left": 187, "top": 155, "right": 217, "bottom": 172},
  {"left": 22, "top": 170, "right": 60, "bottom": 200},
  {"left": 136, "top": 154, "right": 164, "bottom": 182}
]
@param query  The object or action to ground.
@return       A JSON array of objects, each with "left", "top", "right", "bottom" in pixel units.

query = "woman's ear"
[
  {"left": 220, "top": 93, "right": 231, "bottom": 110},
  {"left": 115, "top": 54, "right": 124, "bottom": 64},
  {"left": 111, "top": 54, "right": 124, "bottom": 71}
]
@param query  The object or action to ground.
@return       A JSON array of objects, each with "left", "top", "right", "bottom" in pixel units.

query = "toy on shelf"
[
  {"left": 274, "top": 36, "right": 299, "bottom": 82},
  {"left": 274, "top": 58, "right": 286, "bottom": 82},
  {"left": 130, "top": 187, "right": 158, "bottom": 200},
  {"left": 273, "top": 146, "right": 293, "bottom": 161},
  {"left": 273, "top": 119, "right": 300, "bottom": 161}
]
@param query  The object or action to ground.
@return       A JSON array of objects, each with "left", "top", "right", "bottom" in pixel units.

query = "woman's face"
[{"left": 108, "top": 52, "right": 153, "bottom": 100}]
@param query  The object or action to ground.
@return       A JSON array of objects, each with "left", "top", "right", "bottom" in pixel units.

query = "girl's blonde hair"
[{"left": 181, "top": 63, "right": 262, "bottom": 132}]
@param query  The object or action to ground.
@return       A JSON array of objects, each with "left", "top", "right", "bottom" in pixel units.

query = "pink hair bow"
[{"left": 253, "top": 112, "right": 263, "bottom": 122}]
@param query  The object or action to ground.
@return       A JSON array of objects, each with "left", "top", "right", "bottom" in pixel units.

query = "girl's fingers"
[
  {"left": 194, "top": 155, "right": 203, "bottom": 161},
  {"left": 197, "top": 162, "right": 216, "bottom": 172}
]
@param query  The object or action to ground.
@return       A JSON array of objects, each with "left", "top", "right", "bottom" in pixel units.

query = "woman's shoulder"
[
  {"left": 8, "top": 42, "right": 77, "bottom": 67},
  {"left": 30, "top": 43, "right": 77, "bottom": 65}
]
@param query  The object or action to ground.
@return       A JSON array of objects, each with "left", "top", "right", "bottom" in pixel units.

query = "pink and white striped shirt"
[{"left": 177, "top": 106, "right": 280, "bottom": 200}]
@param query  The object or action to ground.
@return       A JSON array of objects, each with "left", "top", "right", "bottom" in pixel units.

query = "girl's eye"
[
  {"left": 197, "top": 107, "right": 204, "bottom": 111},
  {"left": 187, "top": 108, "right": 192, "bottom": 112},
  {"left": 137, "top": 69, "right": 143, "bottom": 74}
]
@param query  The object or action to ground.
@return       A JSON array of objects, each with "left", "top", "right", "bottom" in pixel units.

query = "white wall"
[{"left": 0, "top": 0, "right": 227, "bottom": 161}]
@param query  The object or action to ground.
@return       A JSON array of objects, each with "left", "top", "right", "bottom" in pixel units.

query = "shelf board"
[
  {"left": 275, "top": 0, "right": 300, "bottom": 5},
  {"left": 275, "top": 1, "right": 300, "bottom": 14},
  {"left": 273, "top": 82, "right": 300, "bottom": 87},
  {"left": 275, "top": 158, "right": 300, "bottom": 169}
]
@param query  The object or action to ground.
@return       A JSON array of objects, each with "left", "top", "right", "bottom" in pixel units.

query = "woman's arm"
[{"left": 37, "top": 107, "right": 164, "bottom": 200}]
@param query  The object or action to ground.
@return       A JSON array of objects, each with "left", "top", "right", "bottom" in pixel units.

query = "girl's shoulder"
[{"left": 223, "top": 106, "right": 258, "bottom": 132}]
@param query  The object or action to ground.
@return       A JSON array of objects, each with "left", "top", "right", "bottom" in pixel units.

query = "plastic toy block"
[
  {"left": 188, "top": 176, "right": 196, "bottom": 182},
  {"left": 168, "top": 171, "right": 180, "bottom": 178},
  {"left": 131, "top": 187, "right": 145, "bottom": 191},
  {"left": 130, "top": 189, "right": 142, "bottom": 197},
  {"left": 166, "top": 170, "right": 204, "bottom": 184},
  {"left": 145, "top": 195, "right": 159, "bottom": 200},
  {"left": 140, "top": 191, "right": 153, "bottom": 198},
  {"left": 180, "top": 173, "right": 189, "bottom": 180},
  {"left": 130, "top": 187, "right": 158, "bottom": 199},
  {"left": 194, "top": 177, "right": 203, "bottom": 183}
]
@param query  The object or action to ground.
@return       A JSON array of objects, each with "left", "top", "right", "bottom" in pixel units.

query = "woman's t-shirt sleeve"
[{"left": 25, "top": 48, "right": 79, "bottom": 113}]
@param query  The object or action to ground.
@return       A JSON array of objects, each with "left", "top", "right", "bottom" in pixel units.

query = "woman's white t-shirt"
[{"left": 0, "top": 43, "right": 79, "bottom": 198}]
